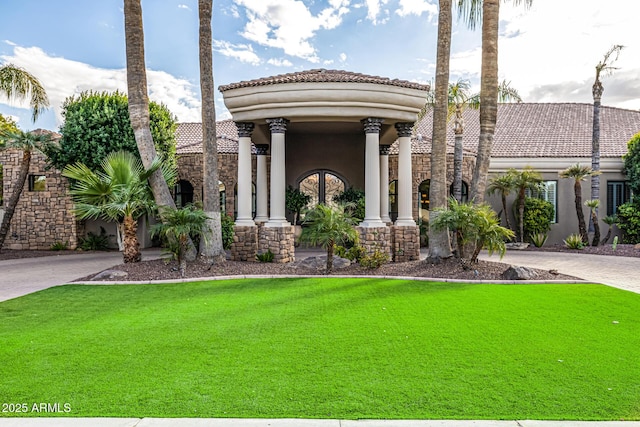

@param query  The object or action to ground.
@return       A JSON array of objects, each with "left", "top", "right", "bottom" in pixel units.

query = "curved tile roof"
[{"left": 219, "top": 68, "right": 429, "bottom": 92}]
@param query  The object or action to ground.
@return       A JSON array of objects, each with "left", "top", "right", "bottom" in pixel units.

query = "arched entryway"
[{"left": 298, "top": 170, "right": 347, "bottom": 208}]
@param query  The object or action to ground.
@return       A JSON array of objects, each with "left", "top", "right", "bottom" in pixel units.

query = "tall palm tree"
[
  {"left": 560, "top": 163, "right": 601, "bottom": 245},
  {"left": 458, "top": 0, "right": 532, "bottom": 204},
  {"left": 0, "top": 64, "right": 49, "bottom": 122},
  {"left": 428, "top": 0, "right": 454, "bottom": 260},
  {"left": 62, "top": 151, "right": 173, "bottom": 263},
  {"left": 510, "top": 167, "right": 542, "bottom": 243},
  {"left": 198, "top": 0, "right": 225, "bottom": 263},
  {"left": 591, "top": 45, "right": 623, "bottom": 227},
  {"left": 486, "top": 170, "right": 515, "bottom": 233},
  {"left": 299, "top": 203, "right": 359, "bottom": 274},
  {"left": 0, "top": 130, "right": 54, "bottom": 248}
]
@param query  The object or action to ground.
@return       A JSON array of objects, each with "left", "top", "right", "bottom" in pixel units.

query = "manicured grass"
[{"left": 0, "top": 278, "right": 639, "bottom": 420}]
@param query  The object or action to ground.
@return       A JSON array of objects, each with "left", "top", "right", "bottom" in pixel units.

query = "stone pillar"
[
  {"left": 380, "top": 145, "right": 391, "bottom": 224},
  {"left": 235, "top": 122, "right": 255, "bottom": 227},
  {"left": 266, "top": 118, "right": 290, "bottom": 227},
  {"left": 395, "top": 122, "right": 416, "bottom": 227},
  {"left": 360, "top": 117, "right": 385, "bottom": 228},
  {"left": 254, "top": 144, "right": 269, "bottom": 223}
]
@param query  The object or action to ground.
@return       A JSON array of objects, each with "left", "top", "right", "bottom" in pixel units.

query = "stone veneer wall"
[
  {"left": 0, "top": 150, "right": 79, "bottom": 250},
  {"left": 259, "top": 224, "right": 295, "bottom": 263},
  {"left": 391, "top": 225, "right": 420, "bottom": 262},
  {"left": 230, "top": 225, "right": 258, "bottom": 261},
  {"left": 356, "top": 226, "right": 392, "bottom": 259}
]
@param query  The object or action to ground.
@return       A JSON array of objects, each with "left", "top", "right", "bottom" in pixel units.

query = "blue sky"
[{"left": 1, "top": 0, "right": 639, "bottom": 131}]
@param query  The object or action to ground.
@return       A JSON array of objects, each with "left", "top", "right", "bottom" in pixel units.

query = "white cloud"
[
  {"left": 267, "top": 58, "right": 293, "bottom": 67},
  {"left": 178, "top": 4, "right": 191, "bottom": 11},
  {"left": 340, "top": 52, "right": 347, "bottom": 62},
  {"left": 396, "top": 0, "right": 437, "bottom": 18},
  {"left": 212, "top": 40, "right": 261, "bottom": 65},
  {"left": 364, "top": 0, "right": 390, "bottom": 24},
  {"left": 234, "top": 0, "right": 351, "bottom": 62},
  {"left": 0, "top": 45, "right": 201, "bottom": 125}
]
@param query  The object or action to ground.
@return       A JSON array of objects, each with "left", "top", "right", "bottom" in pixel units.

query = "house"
[{"left": 1, "top": 69, "right": 639, "bottom": 256}]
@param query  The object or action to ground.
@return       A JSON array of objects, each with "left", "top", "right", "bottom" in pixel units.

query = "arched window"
[
  {"left": 389, "top": 180, "right": 398, "bottom": 222},
  {"left": 219, "top": 181, "right": 226, "bottom": 215},
  {"left": 174, "top": 180, "right": 194, "bottom": 208},
  {"left": 233, "top": 182, "right": 256, "bottom": 219},
  {"left": 418, "top": 179, "right": 430, "bottom": 223},
  {"left": 298, "top": 170, "right": 346, "bottom": 208},
  {"left": 449, "top": 181, "right": 469, "bottom": 203}
]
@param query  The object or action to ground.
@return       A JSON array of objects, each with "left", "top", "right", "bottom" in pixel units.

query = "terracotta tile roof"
[
  {"left": 218, "top": 69, "right": 429, "bottom": 92},
  {"left": 176, "top": 120, "right": 244, "bottom": 154}
]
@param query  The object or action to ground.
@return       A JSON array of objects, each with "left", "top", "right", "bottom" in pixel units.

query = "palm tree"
[
  {"left": 559, "top": 163, "right": 601, "bottom": 245},
  {"left": 585, "top": 199, "right": 601, "bottom": 247},
  {"left": 458, "top": 0, "right": 532, "bottom": 203},
  {"left": 152, "top": 205, "right": 210, "bottom": 277},
  {"left": 591, "top": 45, "right": 624, "bottom": 229},
  {"left": 600, "top": 214, "right": 618, "bottom": 245},
  {"left": 428, "top": 0, "right": 454, "bottom": 261},
  {"left": 62, "top": 151, "right": 173, "bottom": 263},
  {"left": 0, "top": 130, "right": 54, "bottom": 248},
  {"left": 198, "top": 0, "right": 225, "bottom": 263},
  {"left": 486, "top": 171, "right": 515, "bottom": 233},
  {"left": 299, "top": 203, "right": 359, "bottom": 274},
  {"left": 0, "top": 64, "right": 49, "bottom": 122},
  {"left": 511, "top": 167, "right": 542, "bottom": 243}
]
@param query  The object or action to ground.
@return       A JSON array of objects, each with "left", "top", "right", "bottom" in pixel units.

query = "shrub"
[
  {"left": 529, "top": 233, "right": 548, "bottom": 248},
  {"left": 221, "top": 214, "right": 235, "bottom": 250},
  {"left": 50, "top": 241, "right": 69, "bottom": 251},
  {"left": 359, "top": 248, "right": 390, "bottom": 269},
  {"left": 78, "top": 227, "right": 111, "bottom": 251},
  {"left": 564, "top": 234, "right": 585, "bottom": 249},
  {"left": 616, "top": 200, "right": 640, "bottom": 244},
  {"left": 256, "top": 249, "right": 274, "bottom": 263},
  {"left": 333, "top": 187, "right": 365, "bottom": 221},
  {"left": 335, "top": 244, "right": 366, "bottom": 262},
  {"left": 285, "top": 186, "right": 311, "bottom": 225},
  {"left": 523, "top": 197, "right": 554, "bottom": 239}
]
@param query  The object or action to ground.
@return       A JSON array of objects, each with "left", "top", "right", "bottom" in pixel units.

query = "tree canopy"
[
  {"left": 623, "top": 132, "right": 640, "bottom": 195},
  {"left": 46, "top": 91, "right": 177, "bottom": 172},
  {"left": 0, "top": 113, "right": 19, "bottom": 136}
]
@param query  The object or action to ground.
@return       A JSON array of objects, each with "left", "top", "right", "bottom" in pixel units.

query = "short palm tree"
[
  {"left": 0, "top": 129, "right": 54, "bottom": 248},
  {"left": 299, "top": 203, "right": 359, "bottom": 274},
  {"left": 151, "top": 205, "right": 210, "bottom": 277},
  {"left": 559, "top": 163, "right": 601, "bottom": 245},
  {"left": 600, "top": 215, "right": 618, "bottom": 245},
  {"left": 63, "top": 150, "right": 174, "bottom": 263},
  {"left": 511, "top": 167, "right": 542, "bottom": 243},
  {"left": 487, "top": 172, "right": 515, "bottom": 233},
  {"left": 585, "top": 199, "right": 601, "bottom": 247},
  {"left": 0, "top": 64, "right": 49, "bottom": 122}
]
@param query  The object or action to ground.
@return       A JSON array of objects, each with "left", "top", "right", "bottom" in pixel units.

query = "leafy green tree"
[
  {"left": 299, "top": 203, "right": 359, "bottom": 274},
  {"left": 0, "top": 114, "right": 19, "bottom": 135},
  {"left": 286, "top": 185, "right": 311, "bottom": 226},
  {"left": 0, "top": 64, "right": 49, "bottom": 122},
  {"left": 0, "top": 129, "right": 54, "bottom": 248},
  {"left": 46, "top": 91, "right": 177, "bottom": 172},
  {"left": 559, "top": 163, "right": 600, "bottom": 245},
  {"left": 623, "top": 132, "right": 640, "bottom": 195},
  {"left": 151, "top": 205, "right": 210, "bottom": 277},
  {"left": 62, "top": 150, "right": 174, "bottom": 263},
  {"left": 333, "top": 187, "right": 365, "bottom": 221},
  {"left": 522, "top": 197, "right": 554, "bottom": 241},
  {"left": 616, "top": 200, "right": 640, "bottom": 244}
]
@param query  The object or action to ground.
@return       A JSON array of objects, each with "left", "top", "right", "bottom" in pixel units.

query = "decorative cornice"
[
  {"left": 255, "top": 144, "right": 269, "bottom": 155},
  {"left": 361, "top": 117, "right": 384, "bottom": 134},
  {"left": 394, "top": 122, "right": 414, "bottom": 138},
  {"left": 235, "top": 122, "right": 255, "bottom": 137},
  {"left": 379, "top": 145, "right": 391, "bottom": 156},
  {"left": 266, "top": 118, "right": 289, "bottom": 134}
]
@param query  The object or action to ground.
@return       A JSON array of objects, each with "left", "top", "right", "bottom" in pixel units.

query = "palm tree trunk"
[
  {"left": 574, "top": 181, "right": 588, "bottom": 244},
  {"left": 470, "top": 0, "right": 499, "bottom": 204},
  {"left": 452, "top": 133, "right": 463, "bottom": 202},
  {"left": 326, "top": 239, "right": 334, "bottom": 274},
  {"left": 600, "top": 227, "right": 612, "bottom": 245},
  {"left": 500, "top": 193, "right": 512, "bottom": 233},
  {"left": 518, "top": 189, "right": 525, "bottom": 243},
  {"left": 0, "top": 150, "right": 31, "bottom": 248},
  {"left": 123, "top": 0, "right": 196, "bottom": 261},
  {"left": 591, "top": 83, "right": 602, "bottom": 236},
  {"left": 198, "top": 0, "right": 225, "bottom": 263},
  {"left": 591, "top": 211, "right": 600, "bottom": 247},
  {"left": 428, "top": 0, "right": 453, "bottom": 260},
  {"left": 122, "top": 215, "right": 141, "bottom": 263}
]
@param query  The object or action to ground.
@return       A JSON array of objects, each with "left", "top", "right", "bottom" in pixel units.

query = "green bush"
[
  {"left": 359, "top": 248, "right": 390, "bottom": 269},
  {"left": 50, "top": 241, "right": 69, "bottom": 251},
  {"left": 333, "top": 187, "right": 365, "bottom": 222},
  {"left": 523, "top": 197, "right": 554, "bottom": 238},
  {"left": 335, "top": 244, "right": 366, "bottom": 262},
  {"left": 616, "top": 200, "right": 640, "bottom": 244},
  {"left": 221, "top": 214, "right": 235, "bottom": 250},
  {"left": 563, "top": 234, "right": 585, "bottom": 249},
  {"left": 78, "top": 227, "right": 111, "bottom": 251},
  {"left": 256, "top": 249, "right": 274, "bottom": 263},
  {"left": 529, "top": 233, "right": 548, "bottom": 248}
]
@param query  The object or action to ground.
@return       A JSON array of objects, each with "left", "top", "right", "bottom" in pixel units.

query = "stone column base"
[
  {"left": 356, "top": 226, "right": 392, "bottom": 258},
  {"left": 392, "top": 225, "right": 420, "bottom": 262},
  {"left": 259, "top": 224, "right": 295, "bottom": 263},
  {"left": 231, "top": 225, "right": 258, "bottom": 262}
]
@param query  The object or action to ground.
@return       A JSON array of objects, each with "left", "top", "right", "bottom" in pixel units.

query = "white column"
[
  {"left": 266, "top": 118, "right": 290, "bottom": 227},
  {"left": 395, "top": 122, "right": 416, "bottom": 226},
  {"left": 360, "top": 117, "right": 385, "bottom": 228},
  {"left": 235, "top": 122, "right": 255, "bottom": 226},
  {"left": 379, "top": 145, "right": 391, "bottom": 224},
  {"left": 254, "top": 144, "right": 269, "bottom": 223}
]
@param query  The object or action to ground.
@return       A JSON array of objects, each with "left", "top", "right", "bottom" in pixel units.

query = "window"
[
  {"left": 219, "top": 181, "right": 226, "bottom": 215},
  {"left": 607, "top": 181, "right": 632, "bottom": 216},
  {"left": 28, "top": 175, "right": 46, "bottom": 192},
  {"left": 418, "top": 179, "right": 430, "bottom": 223},
  {"left": 526, "top": 181, "right": 557, "bottom": 223},
  {"left": 298, "top": 170, "right": 346, "bottom": 208},
  {"left": 449, "top": 181, "right": 469, "bottom": 202},
  {"left": 173, "top": 180, "right": 194, "bottom": 208},
  {"left": 233, "top": 182, "right": 256, "bottom": 219},
  {"left": 389, "top": 180, "right": 398, "bottom": 222}
]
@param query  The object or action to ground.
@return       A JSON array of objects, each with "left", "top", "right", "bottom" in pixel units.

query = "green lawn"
[{"left": 1, "top": 278, "right": 639, "bottom": 420}]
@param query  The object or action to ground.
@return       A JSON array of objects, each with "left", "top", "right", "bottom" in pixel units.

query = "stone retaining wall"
[
  {"left": 356, "top": 226, "right": 392, "bottom": 258},
  {"left": 259, "top": 225, "right": 295, "bottom": 263},
  {"left": 391, "top": 225, "right": 420, "bottom": 262},
  {"left": 230, "top": 225, "right": 258, "bottom": 261}
]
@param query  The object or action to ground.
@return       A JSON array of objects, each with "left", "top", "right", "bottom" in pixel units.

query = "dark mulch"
[{"left": 523, "top": 243, "right": 640, "bottom": 258}]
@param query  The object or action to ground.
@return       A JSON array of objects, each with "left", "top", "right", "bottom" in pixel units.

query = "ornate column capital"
[
  {"left": 236, "top": 122, "right": 255, "bottom": 138},
  {"left": 255, "top": 144, "right": 269, "bottom": 156},
  {"left": 266, "top": 118, "right": 289, "bottom": 134},
  {"left": 379, "top": 145, "right": 391, "bottom": 156},
  {"left": 361, "top": 117, "right": 384, "bottom": 134},
  {"left": 394, "top": 122, "right": 414, "bottom": 138}
]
